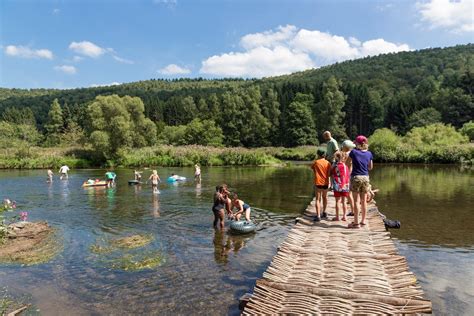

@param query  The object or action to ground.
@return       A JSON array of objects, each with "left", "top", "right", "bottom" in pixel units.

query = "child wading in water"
[
  {"left": 47, "top": 169, "right": 54, "bottom": 182},
  {"left": 148, "top": 170, "right": 161, "bottom": 194},
  {"left": 348, "top": 135, "right": 373, "bottom": 228},
  {"left": 331, "top": 151, "right": 350, "bottom": 221},
  {"left": 231, "top": 193, "right": 251, "bottom": 222},
  {"left": 311, "top": 148, "right": 332, "bottom": 222}
]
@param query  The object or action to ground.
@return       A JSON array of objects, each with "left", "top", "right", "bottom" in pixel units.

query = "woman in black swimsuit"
[{"left": 213, "top": 185, "right": 231, "bottom": 229}]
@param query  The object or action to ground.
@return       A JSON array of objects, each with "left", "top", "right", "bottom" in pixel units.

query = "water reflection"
[
  {"left": 0, "top": 165, "right": 472, "bottom": 315},
  {"left": 152, "top": 194, "right": 160, "bottom": 218},
  {"left": 371, "top": 164, "right": 474, "bottom": 248},
  {"left": 213, "top": 229, "right": 249, "bottom": 265}
]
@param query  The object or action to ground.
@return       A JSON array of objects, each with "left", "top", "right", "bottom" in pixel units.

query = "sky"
[{"left": 0, "top": 0, "right": 473, "bottom": 89}]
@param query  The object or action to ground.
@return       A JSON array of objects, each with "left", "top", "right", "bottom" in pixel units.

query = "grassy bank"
[{"left": 0, "top": 142, "right": 472, "bottom": 169}]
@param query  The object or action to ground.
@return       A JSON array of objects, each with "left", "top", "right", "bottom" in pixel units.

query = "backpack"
[{"left": 332, "top": 163, "right": 350, "bottom": 193}]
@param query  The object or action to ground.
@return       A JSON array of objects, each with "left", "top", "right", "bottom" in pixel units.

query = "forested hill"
[{"left": 0, "top": 44, "right": 472, "bottom": 147}]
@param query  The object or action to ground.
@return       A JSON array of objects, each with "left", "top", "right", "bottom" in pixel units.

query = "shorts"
[
  {"left": 350, "top": 176, "right": 371, "bottom": 193},
  {"left": 315, "top": 185, "right": 329, "bottom": 190},
  {"left": 334, "top": 191, "right": 349, "bottom": 198}
]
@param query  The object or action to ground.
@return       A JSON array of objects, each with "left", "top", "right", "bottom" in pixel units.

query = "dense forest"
[{"left": 0, "top": 44, "right": 472, "bottom": 156}]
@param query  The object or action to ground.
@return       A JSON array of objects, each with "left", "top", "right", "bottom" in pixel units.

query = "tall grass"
[{"left": 118, "top": 145, "right": 280, "bottom": 167}]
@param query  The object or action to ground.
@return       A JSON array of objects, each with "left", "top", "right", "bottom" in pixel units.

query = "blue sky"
[{"left": 1, "top": 0, "right": 472, "bottom": 89}]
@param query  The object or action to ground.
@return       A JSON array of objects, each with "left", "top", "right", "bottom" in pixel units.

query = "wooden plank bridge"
[{"left": 241, "top": 193, "right": 432, "bottom": 314}]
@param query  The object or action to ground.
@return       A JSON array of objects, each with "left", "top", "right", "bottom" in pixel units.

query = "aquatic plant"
[
  {"left": 106, "top": 251, "right": 165, "bottom": 271},
  {"left": 90, "top": 234, "right": 163, "bottom": 271}
]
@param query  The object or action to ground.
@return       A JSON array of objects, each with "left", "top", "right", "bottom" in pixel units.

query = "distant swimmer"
[
  {"left": 194, "top": 164, "right": 201, "bottom": 182},
  {"left": 47, "top": 169, "right": 54, "bottom": 182},
  {"left": 105, "top": 171, "right": 117, "bottom": 187},
  {"left": 134, "top": 170, "right": 143, "bottom": 181},
  {"left": 59, "top": 165, "right": 70, "bottom": 180},
  {"left": 148, "top": 170, "right": 161, "bottom": 194}
]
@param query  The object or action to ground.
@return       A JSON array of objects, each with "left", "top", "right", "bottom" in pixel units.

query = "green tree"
[
  {"left": 407, "top": 107, "right": 442, "bottom": 129},
  {"left": 2, "top": 107, "right": 36, "bottom": 126},
  {"left": 459, "top": 121, "right": 474, "bottom": 141},
  {"left": 316, "top": 76, "right": 346, "bottom": 139},
  {"left": 282, "top": 93, "right": 317, "bottom": 147},
  {"left": 87, "top": 95, "right": 156, "bottom": 158},
  {"left": 261, "top": 88, "right": 281, "bottom": 145},
  {"left": 184, "top": 118, "right": 224, "bottom": 146},
  {"left": 44, "top": 98, "right": 64, "bottom": 145},
  {"left": 405, "top": 123, "right": 468, "bottom": 147}
]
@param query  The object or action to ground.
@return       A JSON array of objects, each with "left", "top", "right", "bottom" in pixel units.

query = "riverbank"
[{"left": 0, "top": 144, "right": 472, "bottom": 169}]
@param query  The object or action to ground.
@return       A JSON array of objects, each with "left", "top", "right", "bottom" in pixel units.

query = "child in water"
[
  {"left": 331, "top": 151, "right": 350, "bottom": 221},
  {"left": 47, "top": 169, "right": 54, "bottom": 182},
  {"left": 194, "top": 164, "right": 201, "bottom": 182},
  {"left": 231, "top": 193, "right": 251, "bottom": 222},
  {"left": 148, "top": 170, "right": 161, "bottom": 194}
]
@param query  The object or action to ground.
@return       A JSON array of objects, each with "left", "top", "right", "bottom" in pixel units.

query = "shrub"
[
  {"left": 460, "top": 121, "right": 474, "bottom": 141},
  {"left": 369, "top": 129, "right": 401, "bottom": 162}
]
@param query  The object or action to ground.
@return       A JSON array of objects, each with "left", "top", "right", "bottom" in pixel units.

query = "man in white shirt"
[{"left": 59, "top": 165, "right": 70, "bottom": 180}]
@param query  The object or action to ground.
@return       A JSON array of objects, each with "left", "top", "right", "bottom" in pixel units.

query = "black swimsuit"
[{"left": 213, "top": 192, "right": 225, "bottom": 213}]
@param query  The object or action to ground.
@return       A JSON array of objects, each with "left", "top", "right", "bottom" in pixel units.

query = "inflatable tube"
[
  {"left": 128, "top": 180, "right": 142, "bottom": 185},
  {"left": 167, "top": 176, "right": 186, "bottom": 183},
  {"left": 229, "top": 220, "right": 257, "bottom": 234},
  {"left": 82, "top": 181, "right": 108, "bottom": 187}
]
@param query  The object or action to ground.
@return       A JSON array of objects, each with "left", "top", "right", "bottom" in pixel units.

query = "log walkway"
[{"left": 242, "top": 193, "right": 432, "bottom": 314}]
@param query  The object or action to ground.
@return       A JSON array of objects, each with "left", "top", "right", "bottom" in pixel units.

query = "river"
[{"left": 0, "top": 164, "right": 472, "bottom": 315}]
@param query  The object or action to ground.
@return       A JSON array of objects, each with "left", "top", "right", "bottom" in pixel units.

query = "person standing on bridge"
[
  {"left": 348, "top": 135, "right": 373, "bottom": 228},
  {"left": 341, "top": 140, "right": 356, "bottom": 216},
  {"left": 311, "top": 148, "right": 332, "bottom": 221},
  {"left": 323, "top": 131, "right": 339, "bottom": 163}
]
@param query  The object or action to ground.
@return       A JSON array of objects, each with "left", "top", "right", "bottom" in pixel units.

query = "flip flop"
[
  {"left": 360, "top": 222, "right": 366, "bottom": 226},
  {"left": 348, "top": 222, "right": 360, "bottom": 229},
  {"left": 331, "top": 217, "right": 340, "bottom": 221}
]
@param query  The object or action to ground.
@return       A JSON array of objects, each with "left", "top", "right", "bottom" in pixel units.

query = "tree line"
[{"left": 0, "top": 44, "right": 472, "bottom": 155}]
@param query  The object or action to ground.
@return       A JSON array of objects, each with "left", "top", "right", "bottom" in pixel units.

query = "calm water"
[{"left": 0, "top": 164, "right": 472, "bottom": 315}]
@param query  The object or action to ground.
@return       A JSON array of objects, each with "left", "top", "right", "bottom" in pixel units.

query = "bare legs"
[
  {"left": 315, "top": 189, "right": 328, "bottom": 219},
  {"left": 351, "top": 192, "right": 367, "bottom": 226},
  {"left": 213, "top": 209, "right": 225, "bottom": 229},
  {"left": 334, "top": 197, "right": 347, "bottom": 221}
]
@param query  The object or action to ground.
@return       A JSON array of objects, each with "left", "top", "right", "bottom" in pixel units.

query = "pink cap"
[{"left": 355, "top": 135, "right": 368, "bottom": 144}]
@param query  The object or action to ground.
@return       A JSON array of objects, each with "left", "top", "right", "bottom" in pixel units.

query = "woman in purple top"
[{"left": 347, "top": 135, "right": 373, "bottom": 228}]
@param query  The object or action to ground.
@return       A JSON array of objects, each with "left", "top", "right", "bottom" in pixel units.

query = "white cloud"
[
  {"left": 54, "top": 65, "right": 77, "bottom": 74},
  {"left": 200, "top": 25, "right": 411, "bottom": 77},
  {"left": 53, "top": 8, "right": 60, "bottom": 14},
  {"left": 240, "top": 25, "right": 297, "bottom": 50},
  {"left": 153, "top": 0, "right": 177, "bottom": 5},
  {"left": 159, "top": 64, "right": 191, "bottom": 75},
  {"left": 4, "top": 45, "right": 53, "bottom": 59},
  {"left": 201, "top": 46, "right": 314, "bottom": 77},
  {"left": 90, "top": 82, "right": 121, "bottom": 87},
  {"left": 291, "top": 29, "right": 359, "bottom": 61},
  {"left": 112, "top": 55, "right": 134, "bottom": 64},
  {"left": 72, "top": 56, "right": 84, "bottom": 62},
  {"left": 359, "top": 39, "right": 410, "bottom": 56},
  {"left": 417, "top": 0, "right": 473, "bottom": 33},
  {"left": 69, "top": 41, "right": 105, "bottom": 58}
]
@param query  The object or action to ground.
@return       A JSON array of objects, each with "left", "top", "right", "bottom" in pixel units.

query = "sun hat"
[
  {"left": 342, "top": 140, "right": 356, "bottom": 149},
  {"left": 354, "top": 135, "right": 368, "bottom": 145}
]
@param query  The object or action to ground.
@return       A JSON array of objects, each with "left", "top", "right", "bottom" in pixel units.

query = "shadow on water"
[{"left": 0, "top": 164, "right": 472, "bottom": 315}]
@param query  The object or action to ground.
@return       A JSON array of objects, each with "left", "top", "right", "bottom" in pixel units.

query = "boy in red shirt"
[{"left": 311, "top": 148, "right": 332, "bottom": 221}]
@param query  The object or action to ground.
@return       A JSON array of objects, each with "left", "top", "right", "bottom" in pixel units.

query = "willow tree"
[{"left": 88, "top": 95, "right": 156, "bottom": 159}]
